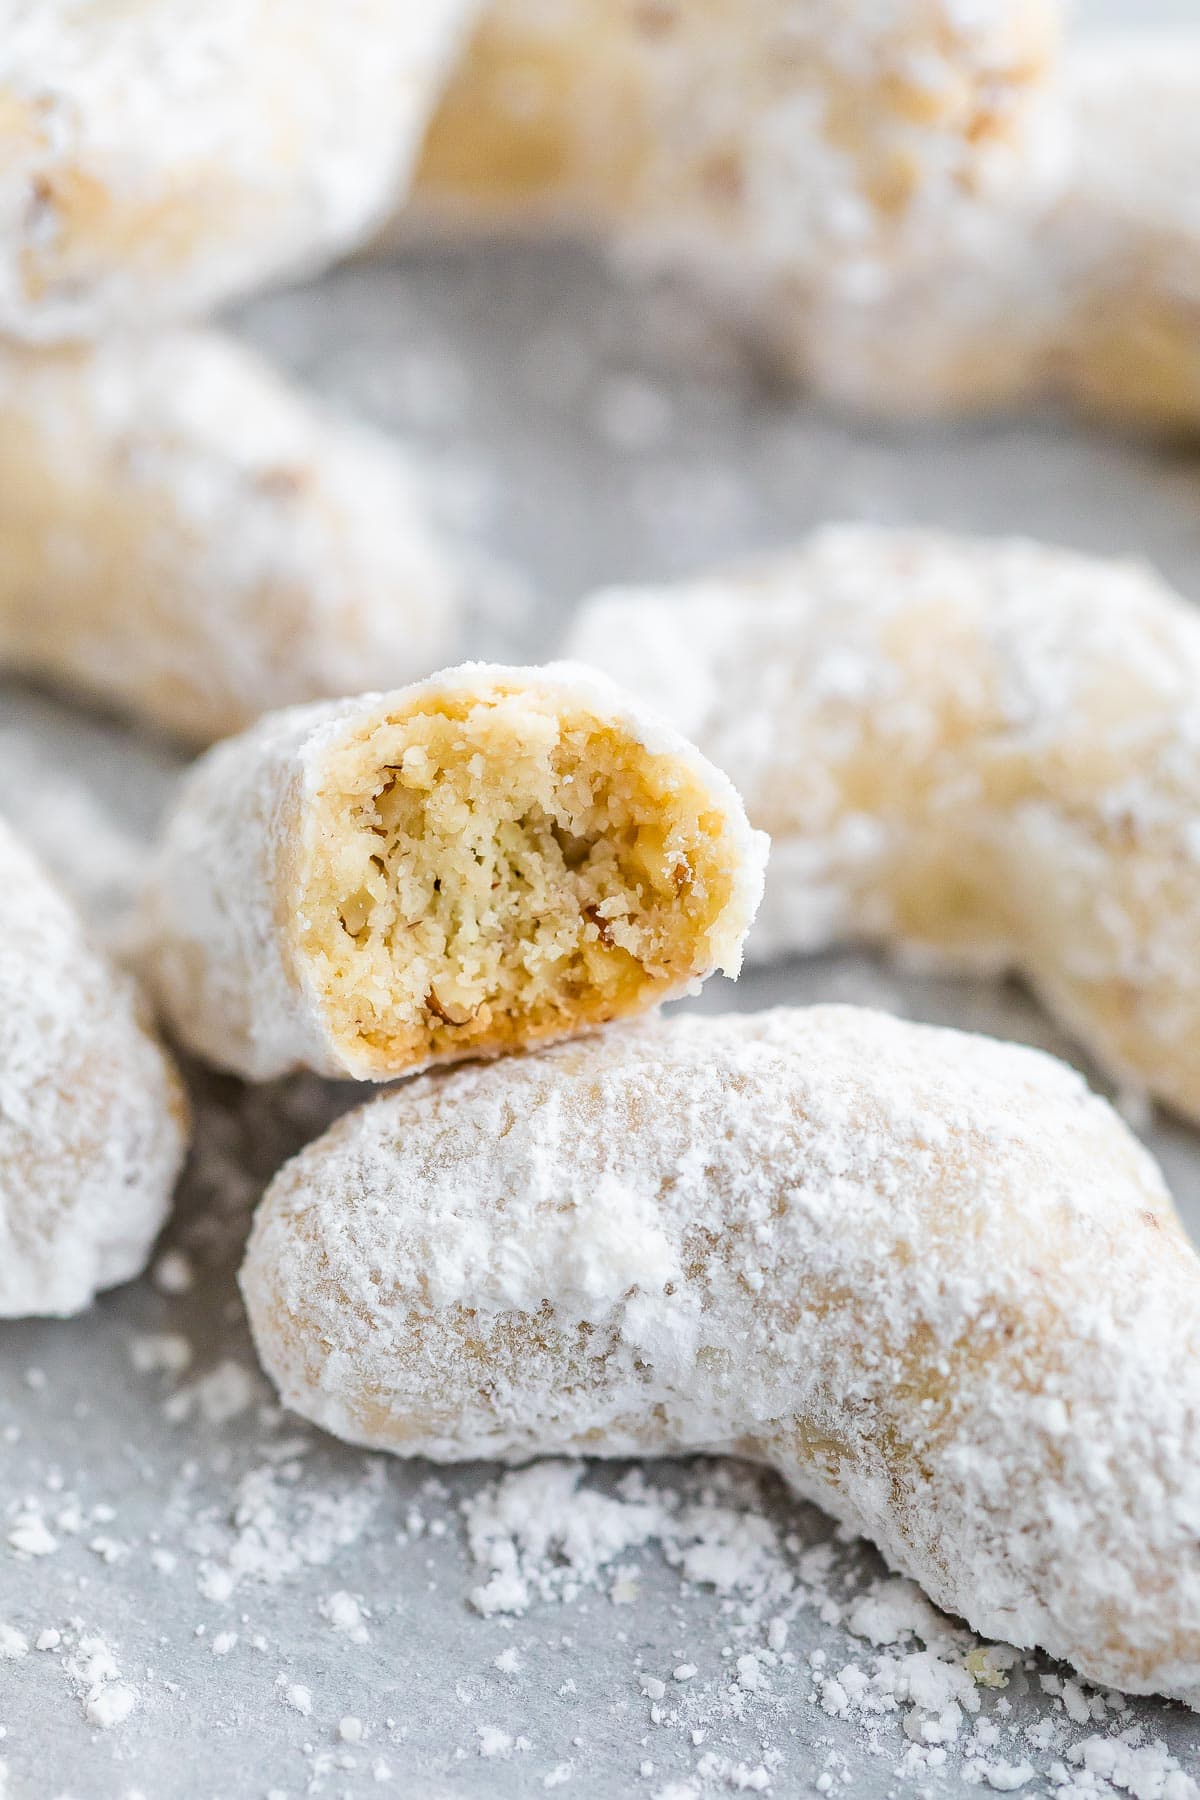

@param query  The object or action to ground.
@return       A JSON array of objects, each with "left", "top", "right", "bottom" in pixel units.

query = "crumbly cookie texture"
[
  {"left": 780, "top": 34, "right": 1200, "bottom": 425},
  {"left": 240, "top": 1003, "right": 1200, "bottom": 1706},
  {"left": 0, "top": 0, "right": 477, "bottom": 341},
  {"left": 410, "top": 0, "right": 1063, "bottom": 283},
  {"left": 0, "top": 819, "right": 188, "bottom": 1318},
  {"left": 139, "top": 663, "right": 767, "bottom": 1082},
  {"left": 565, "top": 524, "right": 1200, "bottom": 1122},
  {"left": 0, "top": 330, "right": 460, "bottom": 744}
]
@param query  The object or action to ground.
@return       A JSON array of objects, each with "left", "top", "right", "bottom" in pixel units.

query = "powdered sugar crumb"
[
  {"left": 281, "top": 1681, "right": 313, "bottom": 1716},
  {"left": 66, "top": 1634, "right": 137, "bottom": 1730},
  {"left": 321, "top": 1590, "right": 369, "bottom": 1644}
]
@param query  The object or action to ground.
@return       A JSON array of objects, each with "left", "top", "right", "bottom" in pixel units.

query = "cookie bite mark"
[
  {"left": 301, "top": 681, "right": 752, "bottom": 1072},
  {"left": 139, "top": 663, "right": 766, "bottom": 1082}
]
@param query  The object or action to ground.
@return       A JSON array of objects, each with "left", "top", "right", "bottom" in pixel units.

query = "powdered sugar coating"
[
  {"left": 414, "top": 12, "right": 1200, "bottom": 431},
  {"left": 138, "top": 662, "right": 766, "bottom": 1081},
  {"left": 241, "top": 1003, "right": 1200, "bottom": 1704},
  {"left": 566, "top": 524, "right": 1200, "bottom": 1122},
  {"left": 0, "top": 818, "right": 187, "bottom": 1317},
  {"left": 0, "top": 330, "right": 460, "bottom": 743},
  {"left": 1063, "top": 35, "right": 1200, "bottom": 263},
  {"left": 139, "top": 692, "right": 374, "bottom": 1082},
  {"left": 410, "top": 0, "right": 1064, "bottom": 290},
  {"left": 0, "top": 0, "right": 476, "bottom": 341},
  {"left": 781, "top": 34, "right": 1200, "bottom": 424}
]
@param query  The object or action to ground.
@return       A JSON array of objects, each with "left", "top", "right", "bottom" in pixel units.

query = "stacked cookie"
[{"left": 132, "top": 609, "right": 1200, "bottom": 1710}]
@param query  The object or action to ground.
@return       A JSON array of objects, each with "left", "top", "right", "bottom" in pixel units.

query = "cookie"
[
  {"left": 567, "top": 525, "right": 1200, "bottom": 1119},
  {"left": 410, "top": 0, "right": 1063, "bottom": 284},
  {"left": 0, "top": 819, "right": 188, "bottom": 1317},
  {"left": 0, "top": 0, "right": 476, "bottom": 339},
  {"left": 0, "top": 330, "right": 460, "bottom": 743},
  {"left": 139, "top": 663, "right": 766, "bottom": 1080},
  {"left": 241, "top": 1004, "right": 1200, "bottom": 1704}
]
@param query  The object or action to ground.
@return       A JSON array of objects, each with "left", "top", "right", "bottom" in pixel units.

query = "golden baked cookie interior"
[{"left": 299, "top": 679, "right": 758, "bottom": 1073}]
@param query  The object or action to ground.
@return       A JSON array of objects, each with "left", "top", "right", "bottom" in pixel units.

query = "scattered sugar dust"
[
  {"left": 7, "top": 1353, "right": 1199, "bottom": 1798},
  {"left": 453, "top": 1459, "right": 1200, "bottom": 1800}
]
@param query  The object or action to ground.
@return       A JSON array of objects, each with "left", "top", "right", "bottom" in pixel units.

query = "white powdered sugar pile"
[
  {"left": 64, "top": 1634, "right": 138, "bottom": 1731},
  {"left": 7, "top": 1123, "right": 1197, "bottom": 1799},
  {"left": 455, "top": 1459, "right": 1199, "bottom": 1800}
]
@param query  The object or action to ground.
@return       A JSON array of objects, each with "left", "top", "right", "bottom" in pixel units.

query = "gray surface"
[{"left": 4, "top": 67, "right": 1200, "bottom": 1800}]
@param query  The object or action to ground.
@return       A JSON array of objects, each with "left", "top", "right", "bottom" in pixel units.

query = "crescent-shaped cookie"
[
  {"left": 410, "top": 0, "right": 1063, "bottom": 280},
  {"left": 773, "top": 35, "right": 1200, "bottom": 426},
  {"left": 0, "top": 0, "right": 476, "bottom": 340},
  {"left": 240, "top": 1004, "right": 1200, "bottom": 1705},
  {"left": 566, "top": 525, "right": 1200, "bottom": 1120}
]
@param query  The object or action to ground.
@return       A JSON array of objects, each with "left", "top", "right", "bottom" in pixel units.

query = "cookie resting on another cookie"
[{"left": 139, "top": 663, "right": 766, "bottom": 1081}]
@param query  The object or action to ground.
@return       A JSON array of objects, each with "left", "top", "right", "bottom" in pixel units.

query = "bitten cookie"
[
  {"left": 241, "top": 1004, "right": 1200, "bottom": 1706},
  {"left": 0, "top": 0, "right": 477, "bottom": 340},
  {"left": 0, "top": 819, "right": 188, "bottom": 1317},
  {"left": 566, "top": 525, "right": 1200, "bottom": 1120},
  {"left": 139, "top": 664, "right": 766, "bottom": 1081},
  {"left": 0, "top": 330, "right": 460, "bottom": 743}
]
